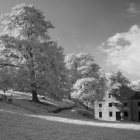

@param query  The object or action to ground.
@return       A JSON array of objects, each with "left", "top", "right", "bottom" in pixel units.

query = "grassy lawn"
[{"left": 0, "top": 102, "right": 140, "bottom": 140}]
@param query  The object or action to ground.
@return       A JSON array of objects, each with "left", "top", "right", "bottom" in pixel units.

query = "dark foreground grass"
[{"left": 0, "top": 111, "right": 140, "bottom": 140}]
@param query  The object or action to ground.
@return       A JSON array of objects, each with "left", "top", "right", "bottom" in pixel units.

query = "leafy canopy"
[
  {"left": 0, "top": 3, "right": 68, "bottom": 100},
  {"left": 65, "top": 53, "right": 107, "bottom": 105}
]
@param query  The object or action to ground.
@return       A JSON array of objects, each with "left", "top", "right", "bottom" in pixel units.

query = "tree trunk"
[
  {"left": 30, "top": 67, "right": 40, "bottom": 102},
  {"left": 32, "top": 89, "right": 39, "bottom": 102},
  {"left": 30, "top": 75, "right": 39, "bottom": 102},
  {"left": 28, "top": 47, "right": 40, "bottom": 103}
]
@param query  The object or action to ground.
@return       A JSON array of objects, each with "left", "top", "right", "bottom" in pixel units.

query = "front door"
[{"left": 116, "top": 112, "right": 121, "bottom": 121}]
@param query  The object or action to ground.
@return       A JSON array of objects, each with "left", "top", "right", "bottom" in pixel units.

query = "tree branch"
[{"left": 0, "top": 63, "right": 19, "bottom": 68}]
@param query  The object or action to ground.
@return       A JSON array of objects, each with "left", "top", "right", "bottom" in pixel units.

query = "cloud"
[
  {"left": 132, "top": 80, "right": 140, "bottom": 86},
  {"left": 132, "top": 80, "right": 140, "bottom": 90},
  {"left": 126, "top": 2, "right": 140, "bottom": 16},
  {"left": 101, "top": 25, "right": 140, "bottom": 77}
]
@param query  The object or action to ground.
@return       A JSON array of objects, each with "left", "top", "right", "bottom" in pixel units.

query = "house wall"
[
  {"left": 94, "top": 93, "right": 132, "bottom": 121},
  {"left": 131, "top": 99, "right": 140, "bottom": 122},
  {"left": 94, "top": 100, "right": 120, "bottom": 121},
  {"left": 123, "top": 100, "right": 132, "bottom": 121}
]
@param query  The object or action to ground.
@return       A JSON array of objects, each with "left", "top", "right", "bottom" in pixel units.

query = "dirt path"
[{"left": 0, "top": 108, "right": 140, "bottom": 131}]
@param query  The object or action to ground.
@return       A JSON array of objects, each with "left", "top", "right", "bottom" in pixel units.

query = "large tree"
[
  {"left": 109, "top": 71, "right": 132, "bottom": 100},
  {"left": 109, "top": 71, "right": 133, "bottom": 119},
  {"left": 65, "top": 53, "right": 107, "bottom": 106},
  {"left": 65, "top": 53, "right": 100, "bottom": 90},
  {"left": 0, "top": 4, "right": 67, "bottom": 102},
  {"left": 72, "top": 75, "right": 107, "bottom": 107}
]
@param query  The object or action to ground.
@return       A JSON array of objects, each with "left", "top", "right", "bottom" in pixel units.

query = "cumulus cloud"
[
  {"left": 132, "top": 80, "right": 140, "bottom": 86},
  {"left": 101, "top": 25, "right": 140, "bottom": 77},
  {"left": 126, "top": 2, "right": 140, "bottom": 16},
  {"left": 132, "top": 80, "right": 140, "bottom": 91}
]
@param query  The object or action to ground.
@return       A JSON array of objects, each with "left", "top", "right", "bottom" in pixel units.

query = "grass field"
[
  {"left": 0, "top": 109, "right": 140, "bottom": 140},
  {"left": 0, "top": 101, "right": 140, "bottom": 140}
]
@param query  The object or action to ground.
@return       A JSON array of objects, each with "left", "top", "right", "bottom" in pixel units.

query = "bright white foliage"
[
  {"left": 73, "top": 77, "right": 95, "bottom": 90},
  {"left": 0, "top": 3, "right": 52, "bottom": 40},
  {"left": 71, "top": 77, "right": 96, "bottom": 100},
  {"left": 65, "top": 53, "right": 106, "bottom": 104},
  {"left": 65, "top": 53, "right": 78, "bottom": 70}
]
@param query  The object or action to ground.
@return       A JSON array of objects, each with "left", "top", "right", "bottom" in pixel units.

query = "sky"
[{"left": 0, "top": 0, "right": 140, "bottom": 81}]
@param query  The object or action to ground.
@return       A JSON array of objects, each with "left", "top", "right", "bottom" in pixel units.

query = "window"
[
  {"left": 109, "top": 94, "right": 111, "bottom": 98},
  {"left": 109, "top": 112, "right": 113, "bottom": 117},
  {"left": 124, "top": 111, "right": 128, "bottom": 118},
  {"left": 109, "top": 103, "right": 112, "bottom": 107},
  {"left": 124, "top": 102, "right": 127, "bottom": 107},
  {"left": 138, "top": 102, "right": 140, "bottom": 107},
  {"left": 99, "top": 103, "right": 102, "bottom": 107},
  {"left": 99, "top": 112, "right": 102, "bottom": 118}
]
